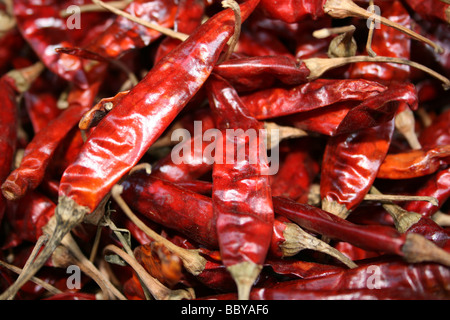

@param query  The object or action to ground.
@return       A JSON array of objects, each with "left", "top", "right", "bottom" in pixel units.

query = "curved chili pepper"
[
  {"left": 239, "top": 78, "right": 387, "bottom": 119},
  {"left": 258, "top": 0, "right": 326, "bottom": 24},
  {"left": 205, "top": 258, "right": 450, "bottom": 300},
  {"left": 207, "top": 73, "right": 274, "bottom": 299},
  {"left": 320, "top": 119, "right": 395, "bottom": 219},
  {"left": 376, "top": 144, "right": 450, "bottom": 179},
  {"left": 13, "top": 0, "right": 107, "bottom": 88},
  {"left": 84, "top": 0, "right": 178, "bottom": 59},
  {"left": 403, "top": 168, "right": 450, "bottom": 218},
  {"left": 0, "top": 0, "right": 261, "bottom": 301},
  {"left": 1, "top": 62, "right": 107, "bottom": 201},
  {"left": 273, "top": 196, "right": 450, "bottom": 267},
  {"left": 419, "top": 109, "right": 450, "bottom": 149}
]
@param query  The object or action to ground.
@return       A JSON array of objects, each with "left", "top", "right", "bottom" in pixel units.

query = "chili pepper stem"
[
  {"left": 281, "top": 223, "right": 358, "bottom": 268},
  {"left": 91, "top": 0, "right": 188, "bottom": 42},
  {"left": 303, "top": 56, "right": 450, "bottom": 89},
  {"left": 103, "top": 245, "right": 195, "bottom": 300},
  {"left": 432, "top": 211, "right": 450, "bottom": 227},
  {"left": 395, "top": 108, "right": 422, "bottom": 150},
  {"left": 0, "top": 260, "right": 62, "bottom": 295},
  {"left": 365, "top": 0, "right": 376, "bottom": 57},
  {"left": 220, "top": 0, "right": 241, "bottom": 62},
  {"left": 0, "top": 196, "right": 87, "bottom": 300},
  {"left": 323, "top": 0, "right": 443, "bottom": 53},
  {"left": 402, "top": 233, "right": 450, "bottom": 267},
  {"left": 227, "top": 261, "right": 262, "bottom": 300},
  {"left": 111, "top": 184, "right": 207, "bottom": 276},
  {"left": 6, "top": 62, "right": 45, "bottom": 93},
  {"left": 321, "top": 198, "right": 350, "bottom": 220}
]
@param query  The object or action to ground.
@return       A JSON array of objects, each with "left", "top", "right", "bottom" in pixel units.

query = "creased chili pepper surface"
[{"left": 207, "top": 73, "right": 274, "bottom": 300}]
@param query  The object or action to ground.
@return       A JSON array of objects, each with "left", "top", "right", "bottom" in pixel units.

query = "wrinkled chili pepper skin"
[
  {"left": 403, "top": 168, "right": 450, "bottom": 218},
  {"left": 273, "top": 196, "right": 406, "bottom": 255},
  {"left": 259, "top": 0, "right": 327, "bottom": 23},
  {"left": 85, "top": 0, "right": 178, "bottom": 59},
  {"left": 376, "top": 144, "right": 450, "bottom": 179},
  {"left": 205, "top": 258, "right": 450, "bottom": 300},
  {"left": 320, "top": 119, "right": 395, "bottom": 212},
  {"left": 208, "top": 73, "right": 274, "bottom": 268},
  {"left": 58, "top": 0, "right": 260, "bottom": 213},
  {"left": 0, "top": 76, "right": 18, "bottom": 222},
  {"left": 419, "top": 110, "right": 450, "bottom": 148},
  {"left": 240, "top": 78, "right": 387, "bottom": 119},
  {"left": 1, "top": 63, "right": 107, "bottom": 201}
]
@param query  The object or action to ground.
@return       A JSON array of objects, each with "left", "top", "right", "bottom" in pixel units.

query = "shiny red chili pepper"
[
  {"left": 320, "top": 119, "right": 395, "bottom": 219},
  {"left": 403, "top": 168, "right": 450, "bottom": 218},
  {"left": 258, "top": 0, "right": 326, "bottom": 23},
  {"left": 0, "top": 0, "right": 262, "bottom": 300},
  {"left": 376, "top": 144, "right": 450, "bottom": 179},
  {"left": 419, "top": 109, "right": 450, "bottom": 148},
  {"left": 207, "top": 73, "right": 274, "bottom": 299},
  {"left": 1, "top": 62, "right": 107, "bottom": 201},
  {"left": 84, "top": 0, "right": 178, "bottom": 60},
  {"left": 239, "top": 77, "right": 387, "bottom": 119}
]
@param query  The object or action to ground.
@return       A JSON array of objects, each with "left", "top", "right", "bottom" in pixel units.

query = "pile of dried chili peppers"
[{"left": 0, "top": 0, "right": 449, "bottom": 301}]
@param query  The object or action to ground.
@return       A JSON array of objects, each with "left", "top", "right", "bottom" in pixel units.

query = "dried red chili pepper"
[
  {"left": 349, "top": 1, "right": 411, "bottom": 83},
  {"left": 239, "top": 78, "right": 387, "bottom": 119},
  {"left": 1, "top": 62, "right": 107, "bottom": 201},
  {"left": 419, "top": 109, "right": 450, "bottom": 149},
  {"left": 403, "top": 168, "right": 450, "bottom": 218},
  {"left": 0, "top": 0, "right": 261, "bottom": 300},
  {"left": 320, "top": 119, "right": 395, "bottom": 219},
  {"left": 84, "top": 0, "right": 178, "bottom": 59},
  {"left": 273, "top": 196, "right": 450, "bottom": 266},
  {"left": 376, "top": 144, "right": 450, "bottom": 179},
  {"left": 204, "top": 258, "right": 450, "bottom": 300},
  {"left": 206, "top": 73, "right": 274, "bottom": 299}
]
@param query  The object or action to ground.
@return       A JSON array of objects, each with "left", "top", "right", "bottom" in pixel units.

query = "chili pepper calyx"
[
  {"left": 321, "top": 198, "right": 350, "bottom": 220},
  {"left": 402, "top": 233, "right": 450, "bottom": 267},
  {"left": 6, "top": 62, "right": 45, "bottom": 93},
  {"left": 227, "top": 261, "right": 262, "bottom": 300}
]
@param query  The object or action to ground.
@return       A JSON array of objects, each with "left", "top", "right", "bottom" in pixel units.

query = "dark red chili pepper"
[
  {"left": 207, "top": 73, "right": 274, "bottom": 299},
  {"left": 320, "top": 119, "right": 395, "bottom": 219},
  {"left": 0, "top": 0, "right": 261, "bottom": 300},
  {"left": 403, "top": 168, "right": 450, "bottom": 218},
  {"left": 239, "top": 78, "right": 387, "bottom": 120},
  {"left": 419, "top": 109, "right": 450, "bottom": 149},
  {"left": 273, "top": 196, "right": 450, "bottom": 266},
  {"left": 376, "top": 144, "right": 450, "bottom": 179},
  {"left": 204, "top": 258, "right": 450, "bottom": 300}
]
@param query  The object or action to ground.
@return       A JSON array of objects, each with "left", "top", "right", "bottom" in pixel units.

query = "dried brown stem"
[
  {"left": 60, "top": 0, "right": 131, "bottom": 17},
  {"left": 263, "top": 122, "right": 307, "bottom": 149},
  {"left": 7, "top": 62, "right": 45, "bottom": 93},
  {"left": 402, "top": 233, "right": 450, "bottom": 267},
  {"left": 395, "top": 107, "right": 422, "bottom": 150},
  {"left": 227, "top": 261, "right": 261, "bottom": 300},
  {"left": 365, "top": 0, "right": 376, "bottom": 57},
  {"left": 221, "top": 0, "right": 241, "bottom": 62}
]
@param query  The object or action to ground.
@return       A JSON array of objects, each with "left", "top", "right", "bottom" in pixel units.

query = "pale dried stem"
[
  {"left": 402, "top": 233, "right": 450, "bottom": 267},
  {"left": 365, "top": 0, "right": 376, "bottom": 57},
  {"left": 0, "top": 260, "right": 62, "bottom": 296},
  {"left": 103, "top": 244, "right": 195, "bottom": 300},
  {"left": 221, "top": 0, "right": 241, "bottom": 62},
  {"left": 227, "top": 261, "right": 261, "bottom": 300},
  {"left": 312, "top": 25, "right": 356, "bottom": 39},
  {"left": 432, "top": 211, "right": 450, "bottom": 227},
  {"left": 395, "top": 108, "right": 422, "bottom": 150},
  {"left": 111, "top": 184, "right": 207, "bottom": 276}
]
